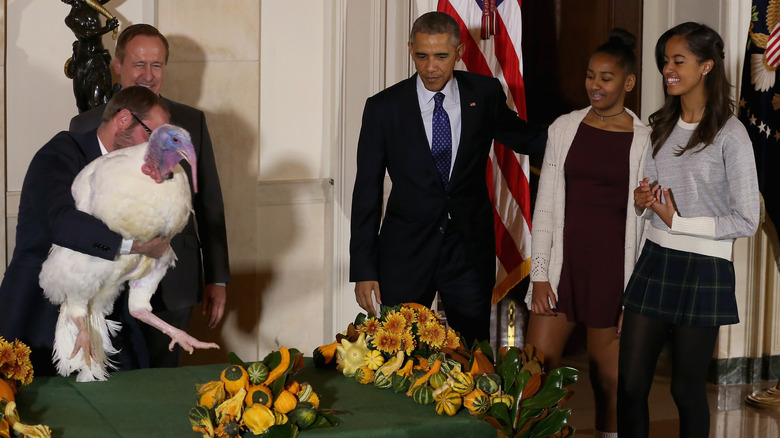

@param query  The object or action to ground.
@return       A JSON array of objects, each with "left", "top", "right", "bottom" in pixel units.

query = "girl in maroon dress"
[{"left": 525, "top": 30, "right": 650, "bottom": 438}]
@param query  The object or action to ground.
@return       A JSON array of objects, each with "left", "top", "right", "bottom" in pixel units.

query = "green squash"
[
  {"left": 373, "top": 370, "right": 393, "bottom": 389},
  {"left": 287, "top": 401, "right": 318, "bottom": 429},
  {"left": 434, "top": 389, "right": 462, "bottom": 416},
  {"left": 392, "top": 373, "right": 412, "bottom": 393},
  {"left": 412, "top": 385, "right": 435, "bottom": 405},
  {"left": 475, "top": 373, "right": 502, "bottom": 395},
  {"left": 450, "top": 372, "right": 475, "bottom": 395},
  {"left": 429, "top": 371, "right": 448, "bottom": 389},
  {"left": 247, "top": 362, "right": 269, "bottom": 385}
]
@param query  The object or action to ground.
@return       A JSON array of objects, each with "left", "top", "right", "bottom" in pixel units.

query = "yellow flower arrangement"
[
  {"left": 0, "top": 336, "right": 33, "bottom": 388},
  {"left": 356, "top": 304, "right": 460, "bottom": 356}
]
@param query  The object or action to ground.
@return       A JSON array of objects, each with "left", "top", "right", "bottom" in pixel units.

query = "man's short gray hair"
[{"left": 409, "top": 11, "right": 461, "bottom": 46}]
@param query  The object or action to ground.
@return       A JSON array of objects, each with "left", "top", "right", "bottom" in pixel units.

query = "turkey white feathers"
[{"left": 40, "top": 123, "right": 218, "bottom": 382}]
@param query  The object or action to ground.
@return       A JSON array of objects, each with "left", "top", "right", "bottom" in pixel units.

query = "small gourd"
[
  {"left": 313, "top": 341, "right": 340, "bottom": 368},
  {"left": 273, "top": 389, "right": 298, "bottom": 414},
  {"left": 220, "top": 365, "right": 249, "bottom": 396},
  {"left": 296, "top": 383, "right": 320, "bottom": 409},
  {"left": 354, "top": 365, "right": 375, "bottom": 384},
  {"left": 491, "top": 392, "right": 514, "bottom": 408},
  {"left": 392, "top": 373, "right": 412, "bottom": 393},
  {"left": 363, "top": 350, "right": 385, "bottom": 370},
  {"left": 287, "top": 401, "right": 318, "bottom": 429},
  {"left": 475, "top": 373, "right": 502, "bottom": 395},
  {"left": 245, "top": 384, "right": 273, "bottom": 407},
  {"left": 215, "top": 387, "right": 246, "bottom": 424},
  {"left": 463, "top": 388, "right": 490, "bottom": 415},
  {"left": 434, "top": 389, "right": 462, "bottom": 416},
  {"left": 188, "top": 405, "right": 214, "bottom": 438},
  {"left": 274, "top": 411, "right": 288, "bottom": 425},
  {"left": 373, "top": 370, "right": 393, "bottom": 389},
  {"left": 450, "top": 371, "right": 475, "bottom": 395},
  {"left": 195, "top": 380, "right": 226, "bottom": 409},
  {"left": 335, "top": 333, "right": 370, "bottom": 377},
  {"left": 411, "top": 384, "right": 435, "bottom": 405},
  {"left": 242, "top": 403, "right": 275, "bottom": 435},
  {"left": 247, "top": 362, "right": 269, "bottom": 385},
  {"left": 429, "top": 371, "right": 448, "bottom": 389}
]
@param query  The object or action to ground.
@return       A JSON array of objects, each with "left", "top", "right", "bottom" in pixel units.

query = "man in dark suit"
[
  {"left": 0, "top": 87, "right": 172, "bottom": 375},
  {"left": 69, "top": 24, "right": 230, "bottom": 367},
  {"left": 350, "top": 12, "right": 545, "bottom": 344}
]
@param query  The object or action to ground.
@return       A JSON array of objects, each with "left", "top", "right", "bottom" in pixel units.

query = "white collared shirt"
[
  {"left": 97, "top": 134, "right": 133, "bottom": 255},
  {"left": 416, "top": 75, "right": 462, "bottom": 178}
]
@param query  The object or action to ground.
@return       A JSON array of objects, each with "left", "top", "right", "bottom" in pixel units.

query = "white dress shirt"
[{"left": 416, "top": 75, "right": 462, "bottom": 178}]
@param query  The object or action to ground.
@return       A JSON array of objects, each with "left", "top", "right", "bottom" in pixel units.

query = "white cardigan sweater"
[{"left": 525, "top": 107, "right": 651, "bottom": 308}]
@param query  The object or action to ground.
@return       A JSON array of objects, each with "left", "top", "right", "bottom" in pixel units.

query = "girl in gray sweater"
[{"left": 617, "top": 23, "right": 760, "bottom": 438}]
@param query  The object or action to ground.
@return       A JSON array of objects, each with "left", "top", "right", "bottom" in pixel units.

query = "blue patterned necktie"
[{"left": 431, "top": 92, "right": 452, "bottom": 191}]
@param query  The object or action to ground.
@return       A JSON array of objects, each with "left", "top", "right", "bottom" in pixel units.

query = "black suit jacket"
[
  {"left": 0, "top": 130, "right": 122, "bottom": 351},
  {"left": 349, "top": 71, "right": 543, "bottom": 297},
  {"left": 69, "top": 97, "right": 231, "bottom": 312}
]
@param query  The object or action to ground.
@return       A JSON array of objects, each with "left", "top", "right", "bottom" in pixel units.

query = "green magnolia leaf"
[
  {"left": 308, "top": 411, "right": 342, "bottom": 429},
  {"left": 521, "top": 387, "right": 568, "bottom": 410},
  {"left": 515, "top": 408, "right": 546, "bottom": 438},
  {"left": 263, "top": 350, "right": 282, "bottom": 369},
  {"left": 515, "top": 406, "right": 545, "bottom": 434},
  {"left": 528, "top": 408, "right": 571, "bottom": 438},
  {"left": 547, "top": 367, "right": 579, "bottom": 388},
  {"left": 484, "top": 416, "right": 512, "bottom": 438},
  {"left": 486, "top": 401, "right": 512, "bottom": 424},
  {"left": 474, "top": 340, "right": 494, "bottom": 362},
  {"left": 498, "top": 348, "right": 521, "bottom": 393},
  {"left": 354, "top": 312, "right": 367, "bottom": 327},
  {"left": 227, "top": 352, "right": 249, "bottom": 369}
]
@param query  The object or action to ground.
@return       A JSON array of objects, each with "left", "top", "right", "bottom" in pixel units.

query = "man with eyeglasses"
[
  {"left": 0, "top": 86, "right": 172, "bottom": 376},
  {"left": 69, "top": 24, "right": 230, "bottom": 369}
]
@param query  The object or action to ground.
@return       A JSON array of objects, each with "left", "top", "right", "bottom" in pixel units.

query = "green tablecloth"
[{"left": 16, "top": 362, "right": 497, "bottom": 437}]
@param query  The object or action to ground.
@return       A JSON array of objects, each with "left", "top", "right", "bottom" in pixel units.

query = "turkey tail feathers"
[{"left": 52, "top": 302, "right": 120, "bottom": 382}]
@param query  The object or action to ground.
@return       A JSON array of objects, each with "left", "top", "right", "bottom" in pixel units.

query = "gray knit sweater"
[{"left": 642, "top": 116, "right": 759, "bottom": 258}]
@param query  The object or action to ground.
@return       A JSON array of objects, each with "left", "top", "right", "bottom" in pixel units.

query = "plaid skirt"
[{"left": 622, "top": 240, "right": 738, "bottom": 326}]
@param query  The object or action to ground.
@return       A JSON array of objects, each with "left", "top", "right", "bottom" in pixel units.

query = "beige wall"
[{"left": 1, "top": 2, "right": 6, "bottom": 270}]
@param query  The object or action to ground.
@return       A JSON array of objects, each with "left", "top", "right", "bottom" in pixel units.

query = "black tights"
[{"left": 617, "top": 309, "right": 719, "bottom": 438}]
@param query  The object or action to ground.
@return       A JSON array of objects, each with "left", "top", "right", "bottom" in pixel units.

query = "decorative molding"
[
  {"left": 709, "top": 355, "right": 780, "bottom": 385},
  {"left": 5, "top": 192, "right": 20, "bottom": 219},
  {"left": 256, "top": 178, "right": 333, "bottom": 206}
]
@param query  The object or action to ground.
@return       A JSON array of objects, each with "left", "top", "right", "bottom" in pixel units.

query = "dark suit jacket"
[
  {"left": 0, "top": 130, "right": 122, "bottom": 352},
  {"left": 349, "top": 71, "right": 543, "bottom": 297},
  {"left": 69, "top": 97, "right": 231, "bottom": 312}
]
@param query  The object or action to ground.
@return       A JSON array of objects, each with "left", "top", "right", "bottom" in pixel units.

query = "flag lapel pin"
[{"left": 470, "top": 102, "right": 476, "bottom": 107}]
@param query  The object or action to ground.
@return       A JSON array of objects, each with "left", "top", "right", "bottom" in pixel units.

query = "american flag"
[
  {"left": 437, "top": 0, "right": 532, "bottom": 304},
  {"left": 739, "top": 0, "right": 780, "bottom": 256}
]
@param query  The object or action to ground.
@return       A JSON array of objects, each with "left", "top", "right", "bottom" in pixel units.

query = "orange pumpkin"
[{"left": 0, "top": 379, "right": 15, "bottom": 402}]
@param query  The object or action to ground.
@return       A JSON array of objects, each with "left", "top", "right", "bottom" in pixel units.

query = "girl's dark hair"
[
  {"left": 648, "top": 22, "right": 733, "bottom": 157},
  {"left": 593, "top": 28, "right": 638, "bottom": 75}
]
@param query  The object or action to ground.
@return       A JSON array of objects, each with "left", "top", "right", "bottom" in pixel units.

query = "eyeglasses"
[{"left": 129, "top": 111, "right": 153, "bottom": 136}]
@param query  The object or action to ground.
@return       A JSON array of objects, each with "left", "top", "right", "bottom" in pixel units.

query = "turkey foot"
[
  {"left": 69, "top": 315, "right": 95, "bottom": 367},
  {"left": 130, "top": 308, "right": 220, "bottom": 353}
]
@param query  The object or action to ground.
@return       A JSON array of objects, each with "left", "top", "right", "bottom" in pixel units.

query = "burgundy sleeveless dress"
[{"left": 556, "top": 122, "right": 633, "bottom": 328}]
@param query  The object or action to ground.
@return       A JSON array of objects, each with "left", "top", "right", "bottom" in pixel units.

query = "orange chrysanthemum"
[
  {"left": 416, "top": 308, "right": 436, "bottom": 326},
  {"left": 13, "top": 341, "right": 31, "bottom": 364},
  {"left": 445, "top": 328, "right": 461, "bottom": 349},
  {"left": 372, "top": 330, "right": 403, "bottom": 354},
  {"left": 399, "top": 307, "right": 416, "bottom": 328},
  {"left": 401, "top": 331, "right": 416, "bottom": 355},
  {"left": 418, "top": 321, "right": 446, "bottom": 349},
  {"left": 383, "top": 311, "right": 407, "bottom": 334},
  {"left": 360, "top": 317, "right": 381, "bottom": 336},
  {"left": 0, "top": 344, "right": 15, "bottom": 364}
]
